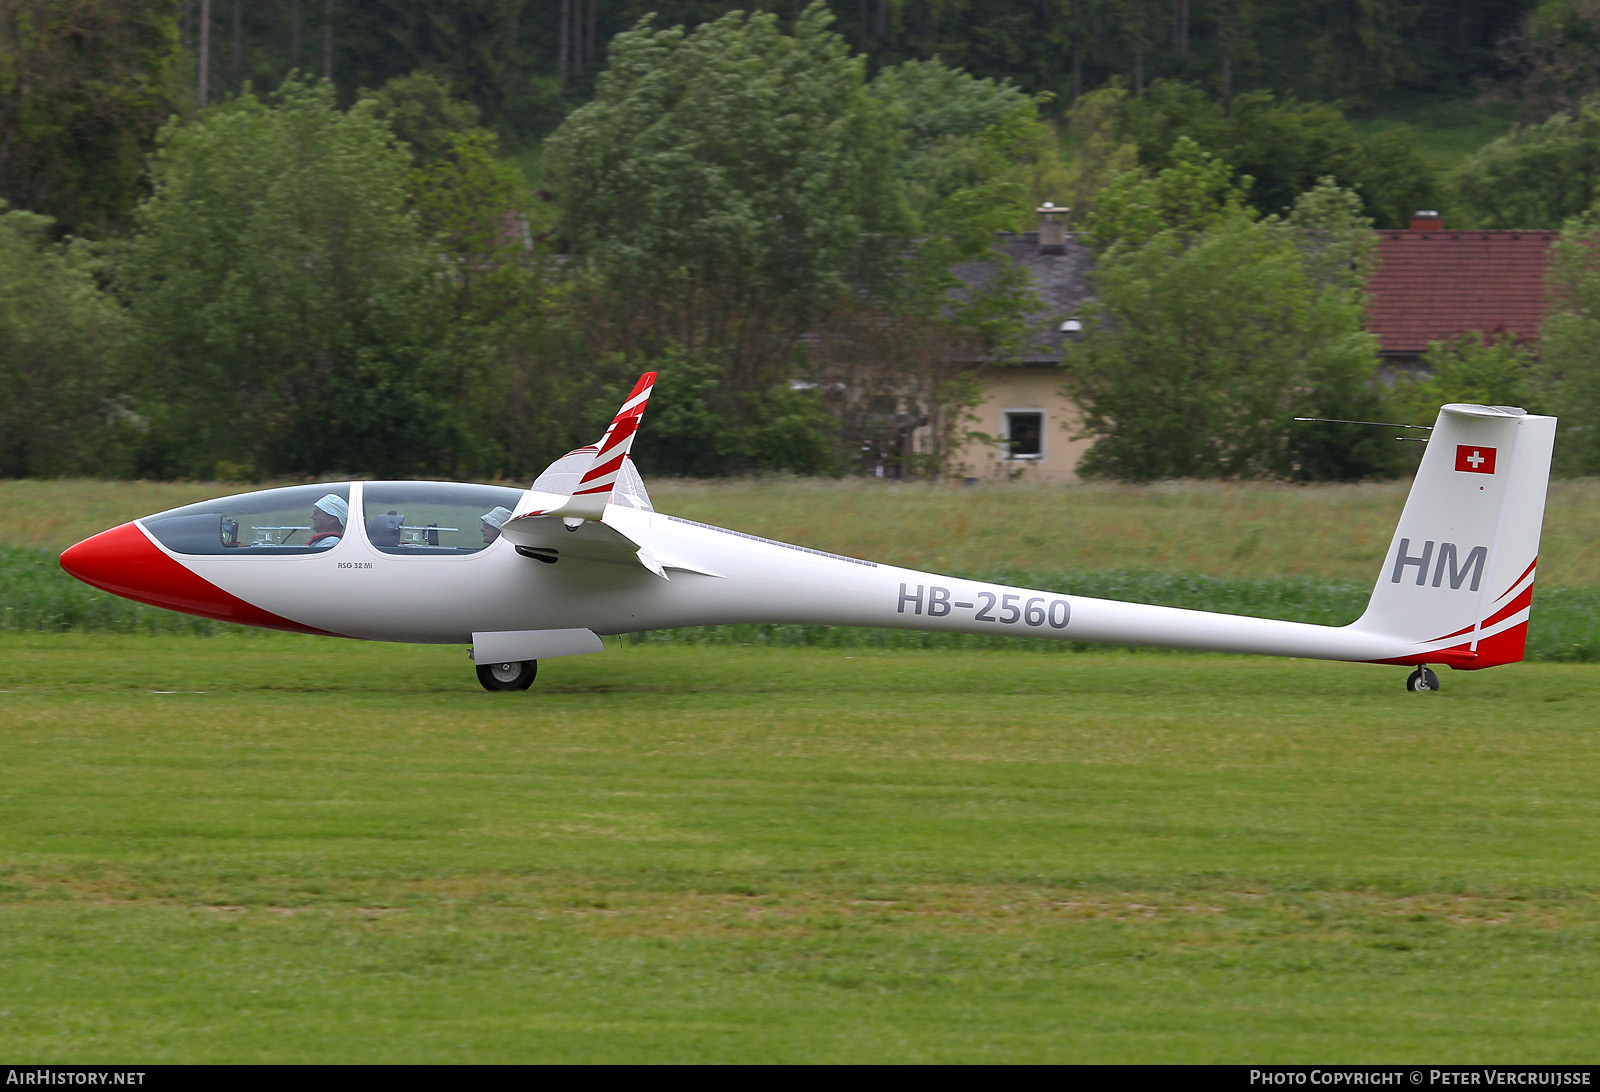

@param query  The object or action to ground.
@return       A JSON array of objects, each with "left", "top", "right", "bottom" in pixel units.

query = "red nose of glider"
[
  {"left": 59, "top": 522, "right": 337, "bottom": 635},
  {"left": 59, "top": 522, "right": 171, "bottom": 601}
]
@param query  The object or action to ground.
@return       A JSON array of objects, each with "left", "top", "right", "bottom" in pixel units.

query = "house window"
[{"left": 1003, "top": 411, "right": 1044, "bottom": 460}]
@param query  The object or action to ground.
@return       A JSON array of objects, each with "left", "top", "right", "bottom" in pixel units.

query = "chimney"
[
  {"left": 1037, "top": 201, "right": 1069, "bottom": 254},
  {"left": 1410, "top": 210, "right": 1443, "bottom": 232}
]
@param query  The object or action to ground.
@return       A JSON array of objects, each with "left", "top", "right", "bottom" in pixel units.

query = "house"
[
  {"left": 943, "top": 203, "right": 1099, "bottom": 484},
  {"left": 1365, "top": 211, "right": 1558, "bottom": 369},
  {"left": 937, "top": 208, "right": 1562, "bottom": 483}
]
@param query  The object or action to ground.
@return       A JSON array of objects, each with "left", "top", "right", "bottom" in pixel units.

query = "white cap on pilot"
[
  {"left": 481, "top": 506, "right": 512, "bottom": 529},
  {"left": 313, "top": 494, "right": 348, "bottom": 525}
]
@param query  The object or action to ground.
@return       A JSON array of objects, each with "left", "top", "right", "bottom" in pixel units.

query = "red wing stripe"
[
  {"left": 1424, "top": 583, "right": 1536, "bottom": 644},
  {"left": 1428, "top": 621, "right": 1478, "bottom": 643},
  {"left": 1480, "top": 584, "right": 1535, "bottom": 632},
  {"left": 597, "top": 416, "right": 640, "bottom": 459},
  {"left": 1495, "top": 558, "right": 1538, "bottom": 603},
  {"left": 622, "top": 371, "right": 656, "bottom": 405},
  {"left": 580, "top": 452, "right": 627, "bottom": 484}
]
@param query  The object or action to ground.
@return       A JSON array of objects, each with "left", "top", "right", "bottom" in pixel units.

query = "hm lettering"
[{"left": 1390, "top": 539, "right": 1488, "bottom": 590}]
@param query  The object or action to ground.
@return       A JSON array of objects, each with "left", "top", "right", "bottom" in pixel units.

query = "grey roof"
[{"left": 949, "top": 231, "right": 1097, "bottom": 364}]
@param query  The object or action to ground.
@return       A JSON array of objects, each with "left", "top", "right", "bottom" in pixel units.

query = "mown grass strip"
[{"left": 1, "top": 638, "right": 1597, "bottom": 1062}]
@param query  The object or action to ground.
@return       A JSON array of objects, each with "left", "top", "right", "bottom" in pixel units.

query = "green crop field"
[
  {"left": 1, "top": 636, "right": 1597, "bottom": 1062},
  {"left": 8, "top": 477, "right": 1600, "bottom": 585}
]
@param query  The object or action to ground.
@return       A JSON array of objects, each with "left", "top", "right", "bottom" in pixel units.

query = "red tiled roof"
[{"left": 1365, "top": 230, "right": 1559, "bottom": 356}]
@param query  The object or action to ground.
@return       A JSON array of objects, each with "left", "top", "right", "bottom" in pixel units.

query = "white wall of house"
[{"left": 948, "top": 365, "right": 1091, "bottom": 483}]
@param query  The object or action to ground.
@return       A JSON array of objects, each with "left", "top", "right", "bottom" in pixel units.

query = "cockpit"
[
  {"left": 360, "top": 482, "right": 525, "bottom": 554},
  {"left": 140, "top": 481, "right": 528, "bottom": 556}
]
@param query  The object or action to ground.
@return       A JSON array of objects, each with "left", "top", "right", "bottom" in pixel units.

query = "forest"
[{"left": 4, "top": 0, "right": 1600, "bottom": 483}]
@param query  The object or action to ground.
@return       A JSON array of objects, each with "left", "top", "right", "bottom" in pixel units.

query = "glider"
[{"left": 59, "top": 374, "right": 1556, "bottom": 693}]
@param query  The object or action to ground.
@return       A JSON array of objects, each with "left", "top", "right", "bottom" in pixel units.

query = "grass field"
[{"left": 2, "top": 636, "right": 1599, "bottom": 1063}]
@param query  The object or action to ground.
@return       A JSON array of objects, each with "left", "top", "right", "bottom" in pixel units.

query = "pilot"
[
  {"left": 309, "top": 494, "right": 347, "bottom": 547},
  {"left": 481, "top": 506, "right": 512, "bottom": 544}
]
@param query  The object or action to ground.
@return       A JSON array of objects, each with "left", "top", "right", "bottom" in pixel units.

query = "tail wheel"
[
  {"left": 477, "top": 659, "right": 537, "bottom": 691},
  {"left": 1405, "top": 667, "right": 1440, "bottom": 693}
]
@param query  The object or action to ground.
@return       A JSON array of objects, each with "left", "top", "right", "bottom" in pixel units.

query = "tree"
[
  {"left": 604, "top": 348, "right": 840, "bottom": 477},
  {"left": 1456, "top": 98, "right": 1600, "bottom": 228},
  {"left": 867, "top": 57, "right": 1034, "bottom": 224},
  {"left": 365, "top": 70, "right": 486, "bottom": 168},
  {"left": 1116, "top": 80, "right": 1442, "bottom": 227},
  {"left": 0, "top": 0, "right": 186, "bottom": 237},
  {"left": 1056, "top": 87, "right": 1140, "bottom": 224},
  {"left": 808, "top": 57, "right": 1043, "bottom": 479},
  {"left": 1069, "top": 162, "right": 1393, "bottom": 481},
  {"left": 542, "top": 4, "right": 906, "bottom": 473},
  {"left": 0, "top": 204, "right": 135, "bottom": 476},
  {"left": 1085, "top": 134, "right": 1252, "bottom": 255},
  {"left": 1537, "top": 209, "right": 1600, "bottom": 473},
  {"left": 545, "top": 5, "right": 1057, "bottom": 477},
  {"left": 1299, "top": 0, "right": 1421, "bottom": 105},
  {"left": 1390, "top": 335, "right": 1538, "bottom": 427},
  {"left": 1493, "top": 0, "right": 1600, "bottom": 122},
  {"left": 545, "top": 4, "right": 901, "bottom": 369},
  {"left": 118, "top": 79, "right": 444, "bottom": 479},
  {"left": 806, "top": 180, "right": 1036, "bottom": 479},
  {"left": 408, "top": 121, "right": 588, "bottom": 480}
]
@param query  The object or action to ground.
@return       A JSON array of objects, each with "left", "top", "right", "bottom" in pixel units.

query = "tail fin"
[
  {"left": 1353, "top": 404, "right": 1557, "bottom": 669},
  {"left": 514, "top": 372, "right": 657, "bottom": 524}
]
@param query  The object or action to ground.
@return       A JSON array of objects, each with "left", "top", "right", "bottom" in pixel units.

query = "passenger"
[
  {"left": 309, "top": 494, "right": 347, "bottom": 547},
  {"left": 481, "top": 506, "right": 512, "bottom": 544}
]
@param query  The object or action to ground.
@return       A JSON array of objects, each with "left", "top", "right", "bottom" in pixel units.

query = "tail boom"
[
  {"left": 584, "top": 509, "right": 1467, "bottom": 666},
  {"left": 574, "top": 400, "right": 1557, "bottom": 675}
]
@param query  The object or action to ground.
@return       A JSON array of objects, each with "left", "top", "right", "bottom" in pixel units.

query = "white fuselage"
[{"left": 165, "top": 484, "right": 1419, "bottom": 663}]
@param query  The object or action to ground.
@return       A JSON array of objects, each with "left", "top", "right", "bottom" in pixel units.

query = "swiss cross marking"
[{"left": 1454, "top": 445, "right": 1497, "bottom": 475}]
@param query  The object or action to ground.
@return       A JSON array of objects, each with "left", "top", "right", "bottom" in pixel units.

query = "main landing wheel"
[
  {"left": 477, "top": 659, "right": 537, "bottom": 691},
  {"left": 1405, "top": 667, "right": 1441, "bottom": 693}
]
